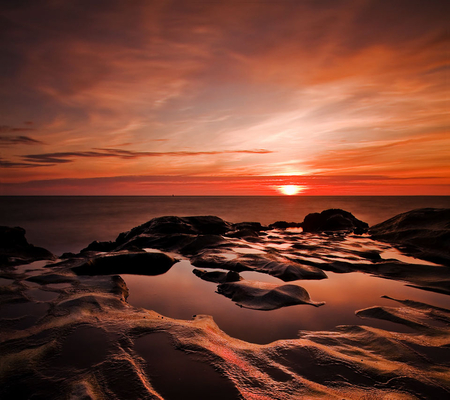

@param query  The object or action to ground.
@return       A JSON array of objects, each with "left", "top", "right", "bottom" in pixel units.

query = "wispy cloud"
[
  {"left": 0, "top": 135, "right": 43, "bottom": 146},
  {"left": 0, "top": 126, "right": 35, "bottom": 133},
  {"left": 19, "top": 148, "right": 273, "bottom": 166}
]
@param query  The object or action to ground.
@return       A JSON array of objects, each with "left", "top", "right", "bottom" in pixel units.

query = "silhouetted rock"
[
  {"left": 233, "top": 222, "right": 268, "bottom": 232},
  {"left": 72, "top": 251, "right": 177, "bottom": 276},
  {"left": 269, "top": 221, "right": 302, "bottom": 229},
  {"left": 370, "top": 208, "right": 450, "bottom": 265},
  {"left": 301, "top": 209, "right": 368, "bottom": 233},
  {"left": 0, "top": 226, "right": 54, "bottom": 267},
  {"left": 82, "top": 240, "right": 116, "bottom": 253}
]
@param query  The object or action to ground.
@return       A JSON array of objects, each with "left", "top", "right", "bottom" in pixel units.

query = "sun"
[{"left": 278, "top": 185, "right": 303, "bottom": 195}]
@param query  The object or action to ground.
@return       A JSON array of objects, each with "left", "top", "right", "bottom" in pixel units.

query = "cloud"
[
  {"left": 19, "top": 148, "right": 273, "bottom": 166},
  {"left": 0, "top": 135, "right": 43, "bottom": 145},
  {"left": 0, "top": 125, "right": 36, "bottom": 133},
  {"left": 0, "top": 157, "right": 46, "bottom": 168}
]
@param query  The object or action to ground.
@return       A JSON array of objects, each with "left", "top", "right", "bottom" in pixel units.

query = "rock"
[
  {"left": 193, "top": 269, "right": 242, "bottom": 283},
  {"left": 0, "top": 226, "right": 55, "bottom": 267},
  {"left": 72, "top": 251, "right": 178, "bottom": 276},
  {"left": 217, "top": 280, "right": 325, "bottom": 310},
  {"left": 81, "top": 240, "right": 116, "bottom": 253},
  {"left": 301, "top": 209, "right": 368, "bottom": 233},
  {"left": 191, "top": 253, "right": 328, "bottom": 281},
  {"left": 370, "top": 208, "right": 450, "bottom": 266},
  {"left": 269, "top": 221, "right": 302, "bottom": 230},
  {"left": 179, "top": 235, "right": 227, "bottom": 255},
  {"left": 226, "top": 229, "right": 260, "bottom": 238},
  {"left": 232, "top": 222, "right": 268, "bottom": 232},
  {"left": 0, "top": 226, "right": 29, "bottom": 248}
]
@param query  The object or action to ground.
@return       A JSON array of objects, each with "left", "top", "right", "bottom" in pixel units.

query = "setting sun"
[{"left": 278, "top": 185, "right": 303, "bottom": 195}]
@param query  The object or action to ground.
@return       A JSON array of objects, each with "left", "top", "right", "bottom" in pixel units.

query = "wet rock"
[
  {"left": 179, "top": 235, "right": 227, "bottom": 255},
  {"left": 81, "top": 240, "right": 116, "bottom": 253},
  {"left": 370, "top": 208, "right": 450, "bottom": 266},
  {"left": 191, "top": 253, "right": 328, "bottom": 281},
  {"left": 116, "top": 216, "right": 231, "bottom": 247},
  {"left": 233, "top": 222, "right": 268, "bottom": 232},
  {"left": 72, "top": 251, "right": 177, "bottom": 276},
  {"left": 226, "top": 229, "right": 260, "bottom": 238},
  {"left": 193, "top": 269, "right": 241, "bottom": 283},
  {"left": 301, "top": 209, "right": 369, "bottom": 233},
  {"left": 0, "top": 226, "right": 55, "bottom": 267},
  {"left": 217, "top": 280, "right": 325, "bottom": 310},
  {"left": 269, "top": 221, "right": 302, "bottom": 229}
]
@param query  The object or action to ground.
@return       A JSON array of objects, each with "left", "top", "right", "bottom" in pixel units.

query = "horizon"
[{"left": 1, "top": 1, "right": 449, "bottom": 196}]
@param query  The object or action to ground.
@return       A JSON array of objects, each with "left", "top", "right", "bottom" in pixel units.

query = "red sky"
[{"left": 0, "top": 0, "right": 449, "bottom": 195}]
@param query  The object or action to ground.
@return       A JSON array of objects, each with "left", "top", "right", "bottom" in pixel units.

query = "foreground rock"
[
  {"left": 217, "top": 280, "right": 325, "bottom": 310},
  {"left": 0, "top": 226, "right": 54, "bottom": 267},
  {"left": 1, "top": 209, "right": 450, "bottom": 399},
  {"left": 370, "top": 208, "right": 450, "bottom": 266}
]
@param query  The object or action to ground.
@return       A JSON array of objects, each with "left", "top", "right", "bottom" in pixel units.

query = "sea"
[
  {"left": 1, "top": 196, "right": 449, "bottom": 255},
  {"left": 1, "top": 195, "right": 450, "bottom": 343}
]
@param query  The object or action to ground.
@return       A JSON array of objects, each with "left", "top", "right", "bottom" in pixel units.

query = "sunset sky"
[{"left": 0, "top": 0, "right": 448, "bottom": 195}]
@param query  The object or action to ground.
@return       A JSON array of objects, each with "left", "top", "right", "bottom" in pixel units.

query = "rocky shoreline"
[{"left": 1, "top": 208, "right": 449, "bottom": 399}]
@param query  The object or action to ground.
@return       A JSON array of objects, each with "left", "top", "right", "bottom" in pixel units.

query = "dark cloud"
[
  {"left": 20, "top": 148, "right": 273, "bottom": 166},
  {"left": 0, "top": 135, "right": 43, "bottom": 145},
  {"left": 0, "top": 125, "right": 35, "bottom": 133},
  {"left": 0, "top": 157, "right": 46, "bottom": 168}
]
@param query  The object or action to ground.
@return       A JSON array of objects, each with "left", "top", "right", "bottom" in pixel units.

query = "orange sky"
[{"left": 0, "top": 0, "right": 449, "bottom": 195}]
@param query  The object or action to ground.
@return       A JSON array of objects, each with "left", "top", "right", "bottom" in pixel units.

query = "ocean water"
[{"left": 1, "top": 196, "right": 449, "bottom": 255}]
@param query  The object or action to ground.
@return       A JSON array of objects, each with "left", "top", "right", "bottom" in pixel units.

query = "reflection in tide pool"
[{"left": 122, "top": 261, "right": 450, "bottom": 344}]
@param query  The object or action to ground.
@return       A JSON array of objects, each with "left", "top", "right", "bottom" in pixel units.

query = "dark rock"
[
  {"left": 227, "top": 229, "right": 260, "bottom": 238},
  {"left": 191, "top": 253, "right": 328, "bottom": 281},
  {"left": 193, "top": 269, "right": 241, "bottom": 283},
  {"left": 269, "top": 221, "right": 303, "bottom": 230},
  {"left": 233, "top": 222, "right": 268, "bottom": 232},
  {"left": 114, "top": 215, "right": 231, "bottom": 249},
  {"left": 0, "top": 226, "right": 29, "bottom": 248},
  {"left": 180, "top": 235, "right": 227, "bottom": 255},
  {"left": 0, "top": 226, "right": 55, "bottom": 267},
  {"left": 183, "top": 216, "right": 231, "bottom": 235},
  {"left": 301, "top": 209, "right": 368, "bottom": 233},
  {"left": 370, "top": 208, "right": 450, "bottom": 266},
  {"left": 72, "top": 251, "right": 177, "bottom": 276},
  {"left": 217, "top": 280, "right": 325, "bottom": 310}
]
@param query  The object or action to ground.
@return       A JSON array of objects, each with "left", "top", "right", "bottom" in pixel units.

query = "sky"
[{"left": 0, "top": 0, "right": 449, "bottom": 195}]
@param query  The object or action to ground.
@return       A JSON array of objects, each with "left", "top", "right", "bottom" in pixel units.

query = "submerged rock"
[
  {"left": 370, "top": 208, "right": 450, "bottom": 266},
  {"left": 0, "top": 226, "right": 55, "bottom": 267},
  {"left": 217, "top": 280, "right": 325, "bottom": 310},
  {"left": 301, "top": 209, "right": 369, "bottom": 233}
]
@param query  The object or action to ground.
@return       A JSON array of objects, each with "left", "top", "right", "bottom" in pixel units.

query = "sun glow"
[{"left": 278, "top": 185, "right": 303, "bottom": 195}]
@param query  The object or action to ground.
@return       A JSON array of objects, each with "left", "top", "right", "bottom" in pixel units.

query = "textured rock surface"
[
  {"left": 370, "top": 208, "right": 450, "bottom": 266},
  {"left": 217, "top": 280, "right": 325, "bottom": 310},
  {"left": 1, "top": 209, "right": 450, "bottom": 399}
]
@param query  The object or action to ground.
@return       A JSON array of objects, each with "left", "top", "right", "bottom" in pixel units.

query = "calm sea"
[{"left": 1, "top": 196, "right": 449, "bottom": 255}]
